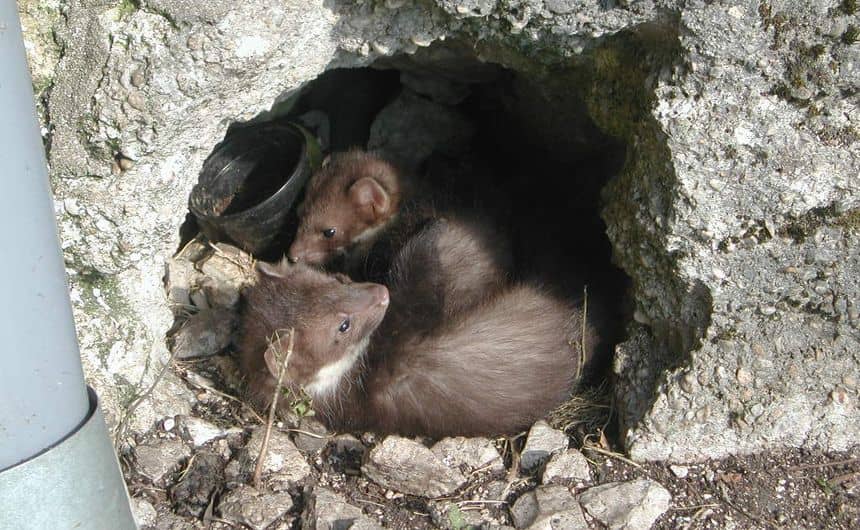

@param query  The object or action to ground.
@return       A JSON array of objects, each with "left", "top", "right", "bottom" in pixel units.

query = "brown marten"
[
  {"left": 287, "top": 150, "right": 510, "bottom": 283},
  {"left": 239, "top": 222, "right": 598, "bottom": 437}
]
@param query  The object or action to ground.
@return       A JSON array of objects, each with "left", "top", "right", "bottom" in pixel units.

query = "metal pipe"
[
  {"left": 0, "top": 0, "right": 90, "bottom": 472},
  {"left": 0, "top": 2, "right": 135, "bottom": 527}
]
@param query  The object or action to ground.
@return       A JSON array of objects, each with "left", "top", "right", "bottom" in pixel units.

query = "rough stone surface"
[
  {"left": 431, "top": 436, "right": 505, "bottom": 475},
  {"left": 542, "top": 449, "right": 592, "bottom": 485},
  {"left": 362, "top": 435, "right": 467, "bottom": 497},
  {"left": 218, "top": 485, "right": 294, "bottom": 529},
  {"left": 303, "top": 487, "right": 384, "bottom": 530},
  {"left": 240, "top": 427, "right": 311, "bottom": 486},
  {"left": 176, "top": 415, "right": 227, "bottom": 447},
  {"left": 26, "top": 0, "right": 860, "bottom": 462},
  {"left": 521, "top": 421, "right": 569, "bottom": 471},
  {"left": 368, "top": 88, "right": 475, "bottom": 171},
  {"left": 293, "top": 416, "right": 331, "bottom": 453},
  {"left": 578, "top": 479, "right": 672, "bottom": 530},
  {"left": 510, "top": 485, "right": 586, "bottom": 529},
  {"left": 134, "top": 438, "right": 192, "bottom": 484},
  {"left": 130, "top": 497, "right": 158, "bottom": 528}
]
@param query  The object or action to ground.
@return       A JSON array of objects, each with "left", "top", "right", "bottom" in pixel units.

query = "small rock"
[
  {"left": 362, "top": 435, "right": 467, "bottom": 497},
  {"left": 199, "top": 244, "right": 255, "bottom": 308},
  {"left": 130, "top": 68, "right": 146, "bottom": 87},
  {"left": 170, "top": 451, "right": 225, "bottom": 516},
  {"left": 178, "top": 415, "right": 225, "bottom": 447},
  {"left": 368, "top": 89, "right": 476, "bottom": 171},
  {"left": 578, "top": 479, "right": 671, "bottom": 530},
  {"left": 118, "top": 157, "right": 134, "bottom": 171},
  {"left": 63, "top": 198, "right": 83, "bottom": 216},
  {"left": 218, "top": 485, "right": 294, "bottom": 528},
  {"left": 736, "top": 367, "right": 753, "bottom": 386},
  {"left": 670, "top": 465, "right": 689, "bottom": 478},
  {"left": 303, "top": 487, "right": 384, "bottom": 530},
  {"left": 294, "top": 416, "right": 331, "bottom": 453},
  {"left": 131, "top": 497, "right": 157, "bottom": 527},
  {"left": 431, "top": 436, "right": 505, "bottom": 475},
  {"left": 170, "top": 307, "right": 234, "bottom": 359},
  {"left": 135, "top": 438, "right": 192, "bottom": 484},
  {"left": 542, "top": 449, "right": 592, "bottom": 485},
  {"left": 163, "top": 417, "right": 176, "bottom": 431},
  {"left": 521, "top": 421, "right": 569, "bottom": 471},
  {"left": 165, "top": 257, "right": 199, "bottom": 310},
  {"left": 241, "top": 427, "right": 311, "bottom": 486},
  {"left": 510, "top": 485, "right": 585, "bottom": 529}
]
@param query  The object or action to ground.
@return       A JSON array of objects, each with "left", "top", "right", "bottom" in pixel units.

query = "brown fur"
[
  {"left": 238, "top": 260, "right": 388, "bottom": 419},
  {"left": 289, "top": 150, "right": 513, "bottom": 285},
  {"left": 239, "top": 225, "right": 597, "bottom": 437},
  {"left": 382, "top": 217, "right": 512, "bottom": 335},
  {"left": 288, "top": 150, "right": 405, "bottom": 269}
]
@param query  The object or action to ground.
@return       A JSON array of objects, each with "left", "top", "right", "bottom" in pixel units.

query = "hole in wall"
[{"left": 170, "top": 29, "right": 698, "bottom": 446}]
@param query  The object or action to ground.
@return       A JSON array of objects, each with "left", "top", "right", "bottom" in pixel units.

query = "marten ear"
[
  {"left": 349, "top": 177, "right": 390, "bottom": 221},
  {"left": 256, "top": 259, "right": 291, "bottom": 278}
]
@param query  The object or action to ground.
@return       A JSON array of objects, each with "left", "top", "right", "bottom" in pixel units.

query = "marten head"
[
  {"left": 288, "top": 151, "right": 401, "bottom": 266},
  {"left": 240, "top": 260, "right": 389, "bottom": 399}
]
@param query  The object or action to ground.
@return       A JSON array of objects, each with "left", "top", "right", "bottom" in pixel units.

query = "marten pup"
[
  {"left": 239, "top": 223, "right": 597, "bottom": 437},
  {"left": 287, "top": 150, "right": 510, "bottom": 283},
  {"left": 287, "top": 150, "right": 406, "bottom": 269}
]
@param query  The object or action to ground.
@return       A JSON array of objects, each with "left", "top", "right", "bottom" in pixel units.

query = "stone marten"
[
  {"left": 287, "top": 150, "right": 510, "bottom": 284},
  {"left": 239, "top": 222, "right": 597, "bottom": 437}
]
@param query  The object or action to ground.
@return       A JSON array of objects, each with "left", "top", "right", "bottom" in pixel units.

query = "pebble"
[
  {"left": 219, "top": 485, "right": 294, "bottom": 529},
  {"left": 431, "top": 436, "right": 505, "bottom": 475},
  {"left": 241, "top": 427, "right": 311, "bottom": 485},
  {"left": 521, "top": 421, "right": 569, "bottom": 471},
  {"left": 178, "top": 416, "right": 225, "bottom": 447},
  {"left": 303, "top": 487, "right": 383, "bottom": 530},
  {"left": 670, "top": 465, "right": 689, "bottom": 478},
  {"left": 362, "top": 436, "right": 467, "bottom": 497},
  {"left": 510, "top": 485, "right": 586, "bottom": 529},
  {"left": 578, "top": 479, "right": 671, "bottom": 530},
  {"left": 542, "top": 449, "right": 592, "bottom": 485},
  {"left": 135, "top": 439, "right": 191, "bottom": 484}
]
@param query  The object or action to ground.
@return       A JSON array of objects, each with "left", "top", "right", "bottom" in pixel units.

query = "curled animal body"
[{"left": 239, "top": 221, "right": 599, "bottom": 438}]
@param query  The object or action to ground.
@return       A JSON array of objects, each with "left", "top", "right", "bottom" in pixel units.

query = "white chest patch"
[{"left": 304, "top": 337, "right": 369, "bottom": 398}]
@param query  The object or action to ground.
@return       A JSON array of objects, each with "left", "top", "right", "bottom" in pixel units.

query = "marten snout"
[{"left": 345, "top": 282, "right": 390, "bottom": 312}]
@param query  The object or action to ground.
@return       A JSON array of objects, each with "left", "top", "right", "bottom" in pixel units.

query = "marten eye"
[
  {"left": 322, "top": 228, "right": 336, "bottom": 238},
  {"left": 338, "top": 318, "right": 351, "bottom": 333}
]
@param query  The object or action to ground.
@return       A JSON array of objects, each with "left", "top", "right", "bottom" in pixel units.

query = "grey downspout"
[{"left": 0, "top": 2, "right": 136, "bottom": 528}]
